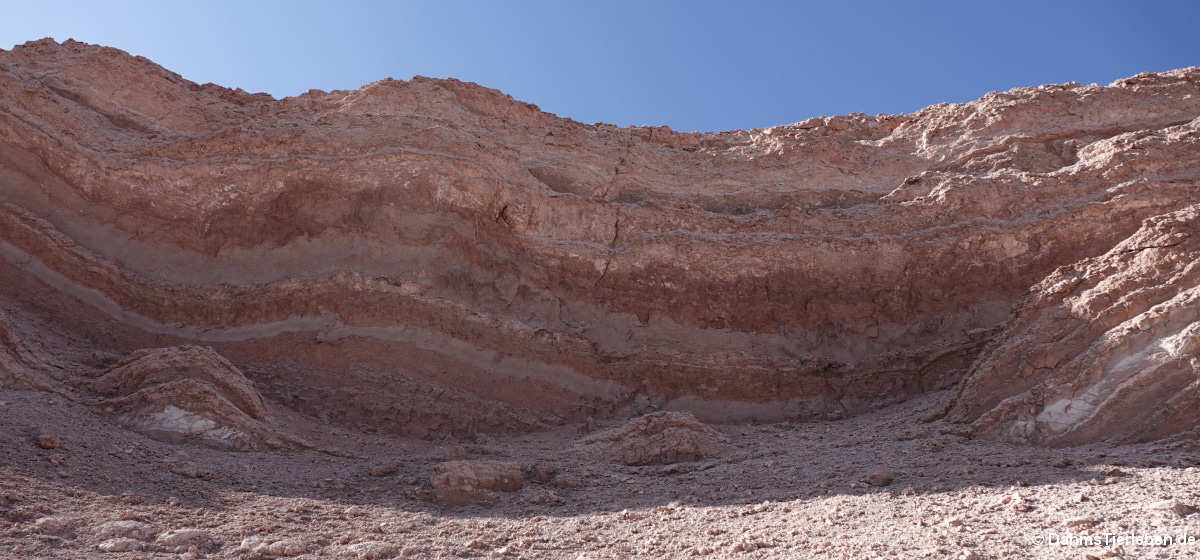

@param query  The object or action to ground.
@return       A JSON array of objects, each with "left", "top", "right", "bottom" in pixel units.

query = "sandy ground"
[{"left": 2, "top": 388, "right": 1199, "bottom": 560}]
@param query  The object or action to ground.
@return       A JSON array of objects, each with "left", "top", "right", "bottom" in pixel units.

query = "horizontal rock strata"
[{"left": 1, "top": 38, "right": 1198, "bottom": 439}]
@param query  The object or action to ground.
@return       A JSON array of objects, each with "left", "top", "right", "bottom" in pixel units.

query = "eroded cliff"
[{"left": 1, "top": 38, "right": 1197, "bottom": 441}]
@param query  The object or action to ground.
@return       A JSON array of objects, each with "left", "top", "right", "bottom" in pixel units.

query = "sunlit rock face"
[
  {"left": 1, "top": 38, "right": 1197, "bottom": 440},
  {"left": 946, "top": 205, "right": 1200, "bottom": 445}
]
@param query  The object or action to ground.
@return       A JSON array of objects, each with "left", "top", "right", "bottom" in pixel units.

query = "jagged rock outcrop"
[
  {"left": 946, "top": 205, "right": 1200, "bottom": 445},
  {"left": 1, "top": 38, "right": 1198, "bottom": 439},
  {"left": 89, "top": 345, "right": 306, "bottom": 450}
]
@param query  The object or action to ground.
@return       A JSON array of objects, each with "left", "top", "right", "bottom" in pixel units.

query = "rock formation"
[
  {"left": 88, "top": 345, "right": 304, "bottom": 450},
  {"left": 0, "top": 38, "right": 1198, "bottom": 443},
  {"left": 572, "top": 411, "right": 729, "bottom": 465},
  {"left": 945, "top": 205, "right": 1200, "bottom": 445},
  {"left": 430, "top": 460, "right": 525, "bottom": 506}
]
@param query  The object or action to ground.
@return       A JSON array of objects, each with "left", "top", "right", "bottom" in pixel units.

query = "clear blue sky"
[{"left": 3, "top": 0, "right": 1198, "bottom": 132}]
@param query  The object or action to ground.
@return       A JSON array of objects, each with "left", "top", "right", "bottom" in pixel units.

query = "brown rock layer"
[{"left": 1, "top": 38, "right": 1198, "bottom": 438}]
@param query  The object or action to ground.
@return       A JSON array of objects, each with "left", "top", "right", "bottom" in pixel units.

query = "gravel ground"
[{"left": 2, "top": 388, "right": 1199, "bottom": 559}]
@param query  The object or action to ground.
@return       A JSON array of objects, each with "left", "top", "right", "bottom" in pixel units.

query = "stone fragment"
[
  {"left": 156, "top": 528, "right": 213, "bottom": 550},
  {"left": 368, "top": 464, "right": 398, "bottom": 477},
  {"left": 95, "top": 520, "right": 156, "bottom": 541},
  {"left": 345, "top": 540, "right": 399, "bottom": 559},
  {"left": 97, "top": 538, "right": 143, "bottom": 552},
  {"left": 33, "top": 515, "right": 76, "bottom": 532},
  {"left": 552, "top": 474, "right": 585, "bottom": 489},
  {"left": 239, "top": 535, "right": 309, "bottom": 557},
  {"left": 1153, "top": 500, "right": 1195, "bottom": 517},
  {"left": 865, "top": 471, "right": 895, "bottom": 487},
  {"left": 264, "top": 538, "right": 308, "bottom": 556},
  {"left": 36, "top": 434, "right": 60, "bottom": 449},
  {"left": 524, "top": 461, "right": 558, "bottom": 484}
]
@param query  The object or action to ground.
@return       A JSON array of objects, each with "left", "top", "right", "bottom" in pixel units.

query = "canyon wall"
[{"left": 1, "top": 38, "right": 1197, "bottom": 440}]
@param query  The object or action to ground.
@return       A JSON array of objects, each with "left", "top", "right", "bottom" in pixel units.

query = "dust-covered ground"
[{"left": 2, "top": 388, "right": 1199, "bottom": 560}]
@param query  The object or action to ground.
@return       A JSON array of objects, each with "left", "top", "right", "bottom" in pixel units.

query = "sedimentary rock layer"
[{"left": 1, "top": 38, "right": 1197, "bottom": 437}]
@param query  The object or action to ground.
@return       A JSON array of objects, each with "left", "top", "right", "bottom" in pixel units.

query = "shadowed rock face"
[
  {"left": 946, "top": 205, "right": 1200, "bottom": 445},
  {"left": 0, "top": 38, "right": 1198, "bottom": 440}
]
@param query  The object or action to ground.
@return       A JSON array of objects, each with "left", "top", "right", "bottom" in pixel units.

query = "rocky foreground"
[
  {"left": 0, "top": 38, "right": 1199, "bottom": 559},
  {"left": 5, "top": 388, "right": 1200, "bottom": 559}
]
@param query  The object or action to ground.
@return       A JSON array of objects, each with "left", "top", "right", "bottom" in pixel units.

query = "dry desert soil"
[{"left": 6, "top": 387, "right": 1200, "bottom": 560}]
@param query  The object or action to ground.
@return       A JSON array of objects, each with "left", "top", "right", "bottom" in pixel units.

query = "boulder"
[
  {"left": 572, "top": 411, "right": 728, "bottom": 465},
  {"left": 430, "top": 460, "right": 524, "bottom": 506}
]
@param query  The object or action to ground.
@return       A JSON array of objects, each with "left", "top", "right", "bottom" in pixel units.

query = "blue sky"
[{"left": 3, "top": 0, "right": 1198, "bottom": 131}]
